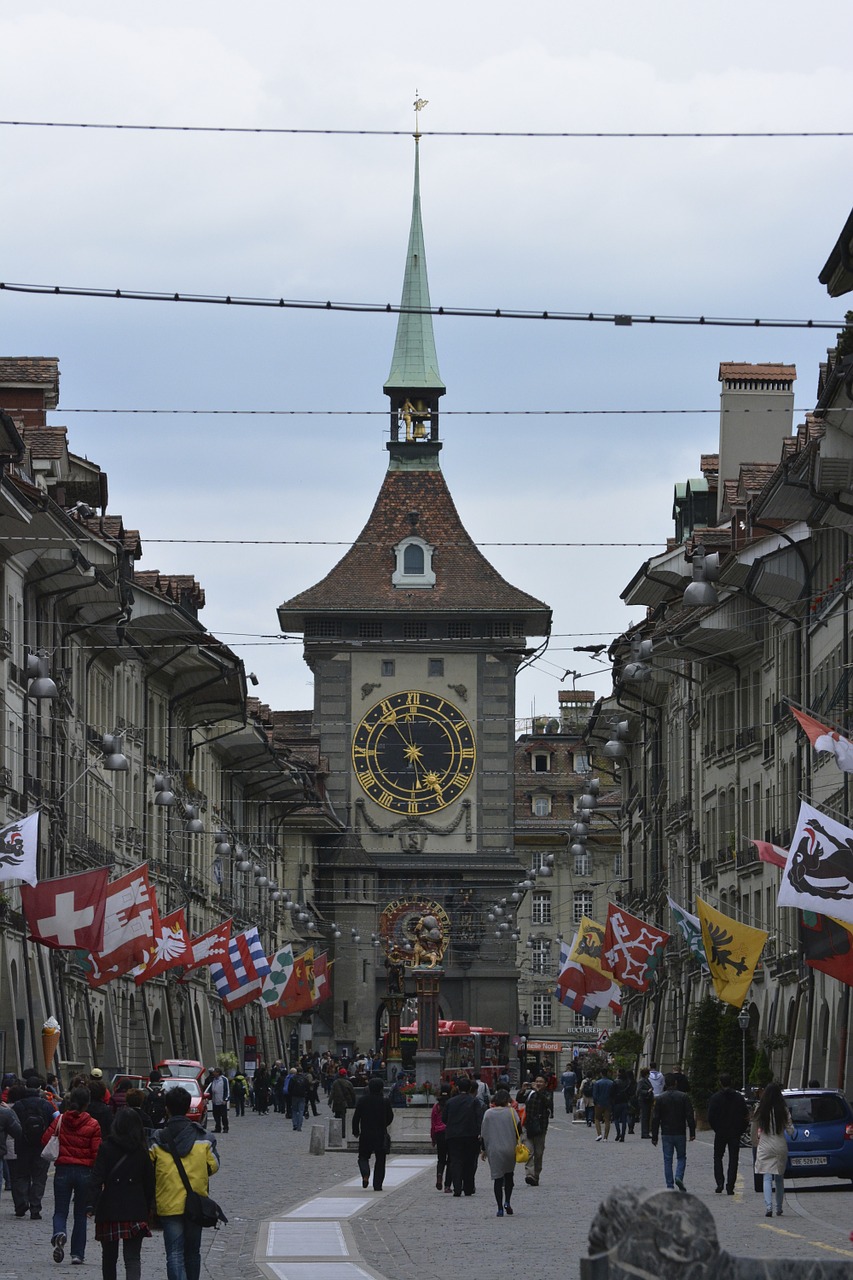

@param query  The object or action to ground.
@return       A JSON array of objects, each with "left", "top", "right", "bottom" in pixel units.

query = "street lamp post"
[{"left": 737, "top": 1006, "right": 750, "bottom": 1093}]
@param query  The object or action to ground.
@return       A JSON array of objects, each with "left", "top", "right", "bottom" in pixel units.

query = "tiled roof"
[
  {"left": 738, "top": 463, "right": 778, "bottom": 492},
  {"left": 0, "top": 357, "right": 60, "bottom": 395},
  {"left": 719, "top": 362, "right": 796, "bottom": 381},
  {"left": 80, "top": 515, "right": 142, "bottom": 557},
  {"left": 700, "top": 453, "right": 719, "bottom": 475},
  {"left": 19, "top": 426, "right": 68, "bottom": 459},
  {"left": 278, "top": 458, "right": 551, "bottom": 628},
  {"left": 134, "top": 570, "right": 205, "bottom": 611}
]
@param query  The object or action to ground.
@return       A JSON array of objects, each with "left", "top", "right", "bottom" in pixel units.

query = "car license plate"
[{"left": 791, "top": 1156, "right": 828, "bottom": 1167}]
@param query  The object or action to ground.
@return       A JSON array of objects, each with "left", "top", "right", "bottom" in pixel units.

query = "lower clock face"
[{"left": 352, "top": 690, "right": 475, "bottom": 815}]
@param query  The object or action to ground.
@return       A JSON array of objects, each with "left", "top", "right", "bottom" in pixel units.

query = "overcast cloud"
[{"left": 2, "top": 1, "right": 851, "bottom": 718}]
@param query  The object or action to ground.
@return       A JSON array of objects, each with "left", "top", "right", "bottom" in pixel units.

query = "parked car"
[
  {"left": 753, "top": 1089, "right": 853, "bottom": 1189},
  {"left": 155, "top": 1059, "right": 205, "bottom": 1082},
  {"left": 161, "top": 1076, "right": 208, "bottom": 1128}
]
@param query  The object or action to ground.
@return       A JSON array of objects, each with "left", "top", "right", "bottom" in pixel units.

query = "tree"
[
  {"left": 578, "top": 1049, "right": 610, "bottom": 1080},
  {"left": 749, "top": 1047, "right": 773, "bottom": 1088},
  {"left": 716, "top": 1005, "right": 755, "bottom": 1089},
  {"left": 685, "top": 993, "right": 722, "bottom": 1117},
  {"left": 603, "top": 1028, "right": 644, "bottom": 1069}
]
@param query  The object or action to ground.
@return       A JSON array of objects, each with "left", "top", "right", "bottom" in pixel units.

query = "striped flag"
[{"left": 210, "top": 927, "right": 271, "bottom": 1011}]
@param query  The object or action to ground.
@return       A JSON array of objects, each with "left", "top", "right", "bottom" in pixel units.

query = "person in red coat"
[{"left": 43, "top": 1085, "right": 102, "bottom": 1265}]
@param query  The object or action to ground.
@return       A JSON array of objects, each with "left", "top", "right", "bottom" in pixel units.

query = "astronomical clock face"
[
  {"left": 379, "top": 899, "right": 451, "bottom": 967},
  {"left": 352, "top": 690, "right": 475, "bottom": 815}
]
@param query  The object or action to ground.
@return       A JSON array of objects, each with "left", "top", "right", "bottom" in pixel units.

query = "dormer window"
[{"left": 392, "top": 536, "right": 435, "bottom": 589}]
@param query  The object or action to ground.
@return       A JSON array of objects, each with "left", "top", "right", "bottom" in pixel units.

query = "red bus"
[{"left": 390, "top": 1020, "right": 509, "bottom": 1087}]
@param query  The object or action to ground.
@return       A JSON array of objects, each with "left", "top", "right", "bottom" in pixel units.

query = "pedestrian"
[
  {"left": 142, "top": 1073, "right": 169, "bottom": 1131},
  {"left": 580, "top": 1075, "right": 594, "bottom": 1127},
  {"left": 231, "top": 1071, "right": 248, "bottom": 1119},
  {"left": 636, "top": 1067, "right": 654, "bottom": 1139},
  {"left": 149, "top": 1085, "right": 219, "bottom": 1280},
  {"left": 88, "top": 1107, "right": 155, "bottom": 1280},
  {"left": 754, "top": 1082, "right": 794, "bottom": 1217},
  {"left": 611, "top": 1069, "right": 631, "bottom": 1142},
  {"left": 203, "top": 1069, "right": 230, "bottom": 1134},
  {"left": 288, "top": 1068, "right": 308, "bottom": 1131},
  {"left": 11, "top": 1073, "right": 56, "bottom": 1219},
  {"left": 253, "top": 1065, "right": 270, "bottom": 1115},
  {"left": 648, "top": 1062, "right": 665, "bottom": 1099},
  {"left": 351, "top": 1077, "right": 393, "bottom": 1191},
  {"left": 329, "top": 1068, "right": 356, "bottom": 1140},
  {"left": 472, "top": 1071, "right": 490, "bottom": 1107},
  {"left": 44, "top": 1084, "right": 102, "bottom": 1265},
  {"left": 88, "top": 1080, "right": 115, "bottom": 1138},
  {"left": 444, "top": 1076, "right": 482, "bottom": 1197},
  {"left": 559, "top": 1064, "right": 577, "bottom": 1116},
  {"left": 707, "top": 1073, "right": 750, "bottom": 1195},
  {"left": 125, "top": 1090, "right": 155, "bottom": 1134},
  {"left": 522, "top": 1074, "right": 552, "bottom": 1187},
  {"left": 110, "top": 1079, "right": 133, "bottom": 1115},
  {"left": 0, "top": 1094, "right": 21, "bottom": 1202},
  {"left": 479, "top": 1089, "right": 518, "bottom": 1217},
  {"left": 651, "top": 1072, "right": 696, "bottom": 1191},
  {"left": 592, "top": 1069, "right": 615, "bottom": 1142},
  {"left": 430, "top": 1086, "right": 451, "bottom": 1192},
  {"left": 307, "top": 1070, "right": 320, "bottom": 1118}
]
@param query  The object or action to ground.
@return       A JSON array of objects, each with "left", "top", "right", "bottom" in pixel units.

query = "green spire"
[{"left": 384, "top": 142, "right": 446, "bottom": 395}]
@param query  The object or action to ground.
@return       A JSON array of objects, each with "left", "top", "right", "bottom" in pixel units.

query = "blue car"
[{"left": 751, "top": 1089, "right": 853, "bottom": 1187}]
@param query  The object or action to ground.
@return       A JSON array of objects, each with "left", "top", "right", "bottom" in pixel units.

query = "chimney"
[{"left": 716, "top": 363, "right": 795, "bottom": 521}]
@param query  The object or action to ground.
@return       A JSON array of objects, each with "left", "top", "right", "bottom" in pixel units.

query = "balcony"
[{"left": 699, "top": 858, "right": 716, "bottom": 881}]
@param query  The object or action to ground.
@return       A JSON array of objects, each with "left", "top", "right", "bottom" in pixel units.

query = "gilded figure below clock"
[{"left": 352, "top": 690, "right": 475, "bottom": 815}]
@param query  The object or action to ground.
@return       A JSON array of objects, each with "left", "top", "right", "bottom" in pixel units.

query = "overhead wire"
[
  {"left": 0, "top": 280, "right": 842, "bottom": 330},
  {"left": 2, "top": 119, "right": 852, "bottom": 139},
  {"left": 52, "top": 405, "right": 852, "bottom": 416}
]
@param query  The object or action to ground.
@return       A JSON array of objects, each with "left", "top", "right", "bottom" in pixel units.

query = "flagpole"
[{"left": 21, "top": 936, "right": 40, "bottom": 1067}]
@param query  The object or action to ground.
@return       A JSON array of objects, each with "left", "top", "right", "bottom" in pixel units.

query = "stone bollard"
[
  {"left": 309, "top": 1124, "right": 326, "bottom": 1156},
  {"left": 328, "top": 1117, "right": 343, "bottom": 1147}
]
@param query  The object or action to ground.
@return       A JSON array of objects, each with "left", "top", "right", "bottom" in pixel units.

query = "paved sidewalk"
[{"left": 4, "top": 1108, "right": 853, "bottom": 1280}]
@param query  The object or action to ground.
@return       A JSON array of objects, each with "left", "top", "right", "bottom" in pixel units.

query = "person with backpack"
[
  {"left": 288, "top": 1069, "right": 308, "bottom": 1131},
  {"left": 472, "top": 1071, "right": 490, "bottom": 1108},
  {"left": 203, "top": 1069, "right": 230, "bottom": 1134},
  {"left": 88, "top": 1107, "right": 155, "bottom": 1280},
  {"left": 12, "top": 1073, "right": 57, "bottom": 1219},
  {"left": 230, "top": 1072, "right": 248, "bottom": 1119},
  {"left": 0, "top": 1095, "right": 21, "bottom": 1202},
  {"left": 143, "top": 1072, "right": 169, "bottom": 1130}
]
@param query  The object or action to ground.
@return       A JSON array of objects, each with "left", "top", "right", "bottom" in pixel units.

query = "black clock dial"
[{"left": 352, "top": 690, "right": 475, "bottom": 814}]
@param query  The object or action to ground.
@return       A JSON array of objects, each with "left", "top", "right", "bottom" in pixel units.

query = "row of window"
[
  {"left": 530, "top": 750, "right": 590, "bottom": 773},
  {"left": 379, "top": 658, "right": 444, "bottom": 678},
  {"left": 529, "top": 993, "right": 591, "bottom": 1028},
  {"left": 304, "top": 618, "right": 526, "bottom": 640}
]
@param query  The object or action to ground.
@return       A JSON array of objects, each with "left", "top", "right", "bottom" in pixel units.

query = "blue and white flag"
[{"left": 210, "top": 926, "right": 271, "bottom": 1011}]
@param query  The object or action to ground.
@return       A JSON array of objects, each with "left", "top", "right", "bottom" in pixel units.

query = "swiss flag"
[
  {"left": 21, "top": 868, "right": 109, "bottom": 951},
  {"left": 133, "top": 908, "right": 193, "bottom": 985},
  {"left": 311, "top": 952, "right": 330, "bottom": 1006},
  {"left": 86, "top": 864, "right": 158, "bottom": 988},
  {"left": 180, "top": 920, "right": 232, "bottom": 976}
]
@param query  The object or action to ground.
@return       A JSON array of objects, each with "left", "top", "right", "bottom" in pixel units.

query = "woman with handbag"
[
  {"left": 43, "top": 1085, "right": 102, "bottom": 1264},
  {"left": 88, "top": 1108, "right": 155, "bottom": 1280},
  {"left": 479, "top": 1089, "right": 519, "bottom": 1217}
]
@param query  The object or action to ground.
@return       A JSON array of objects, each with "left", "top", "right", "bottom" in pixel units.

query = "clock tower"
[{"left": 278, "top": 135, "right": 551, "bottom": 1053}]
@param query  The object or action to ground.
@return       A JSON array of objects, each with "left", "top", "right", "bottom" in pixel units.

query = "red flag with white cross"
[
  {"left": 86, "top": 863, "right": 159, "bottom": 988},
  {"left": 21, "top": 868, "right": 110, "bottom": 951}
]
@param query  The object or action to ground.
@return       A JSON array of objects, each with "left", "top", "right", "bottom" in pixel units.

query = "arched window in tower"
[{"left": 392, "top": 536, "right": 436, "bottom": 589}]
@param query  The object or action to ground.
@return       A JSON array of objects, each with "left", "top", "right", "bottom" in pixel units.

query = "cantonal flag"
[
  {"left": 791, "top": 707, "right": 853, "bottom": 774},
  {"left": 666, "top": 895, "right": 708, "bottom": 970},
  {"left": 0, "top": 811, "right": 40, "bottom": 887},
  {"left": 180, "top": 919, "right": 232, "bottom": 976},
  {"left": 555, "top": 937, "right": 621, "bottom": 1017},
  {"left": 778, "top": 801, "right": 853, "bottom": 927},
  {"left": 21, "top": 867, "right": 109, "bottom": 951},
  {"left": 750, "top": 838, "right": 788, "bottom": 869},
  {"left": 210, "top": 927, "right": 271, "bottom": 1012},
  {"left": 272, "top": 949, "right": 314, "bottom": 1017},
  {"left": 602, "top": 904, "right": 669, "bottom": 993},
  {"left": 87, "top": 864, "right": 159, "bottom": 988},
  {"left": 801, "top": 911, "right": 853, "bottom": 987},
  {"left": 697, "top": 895, "right": 767, "bottom": 1008},
  {"left": 133, "top": 908, "right": 193, "bottom": 984},
  {"left": 261, "top": 943, "right": 295, "bottom": 1008},
  {"left": 568, "top": 915, "right": 611, "bottom": 976}
]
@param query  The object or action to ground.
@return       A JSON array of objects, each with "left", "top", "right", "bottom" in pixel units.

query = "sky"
[{"left": 2, "top": 1, "right": 852, "bottom": 722}]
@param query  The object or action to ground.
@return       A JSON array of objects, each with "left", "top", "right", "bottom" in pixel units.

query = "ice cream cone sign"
[{"left": 42, "top": 1015, "right": 60, "bottom": 1072}]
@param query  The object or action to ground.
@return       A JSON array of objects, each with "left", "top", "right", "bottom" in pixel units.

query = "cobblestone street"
[{"left": 4, "top": 1106, "right": 853, "bottom": 1280}]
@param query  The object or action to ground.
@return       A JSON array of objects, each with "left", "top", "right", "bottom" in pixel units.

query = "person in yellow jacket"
[{"left": 150, "top": 1086, "right": 219, "bottom": 1280}]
